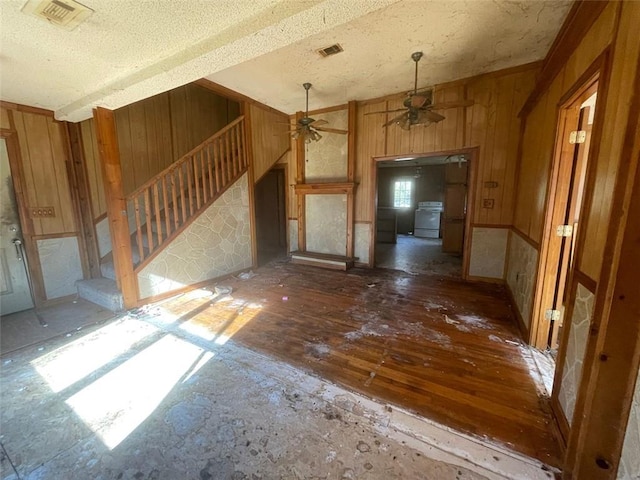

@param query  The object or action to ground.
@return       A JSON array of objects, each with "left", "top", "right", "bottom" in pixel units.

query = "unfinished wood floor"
[{"left": 157, "top": 262, "right": 562, "bottom": 468}]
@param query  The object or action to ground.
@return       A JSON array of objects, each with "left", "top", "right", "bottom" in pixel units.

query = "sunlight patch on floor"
[
  {"left": 31, "top": 319, "right": 158, "bottom": 393},
  {"left": 177, "top": 298, "right": 263, "bottom": 345},
  {"left": 66, "top": 333, "right": 207, "bottom": 449}
]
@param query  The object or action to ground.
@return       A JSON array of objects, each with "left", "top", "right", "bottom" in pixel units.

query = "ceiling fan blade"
[
  {"left": 400, "top": 116, "right": 412, "bottom": 130},
  {"left": 383, "top": 112, "right": 408, "bottom": 128},
  {"left": 314, "top": 126, "right": 348, "bottom": 134},
  {"left": 429, "top": 100, "right": 474, "bottom": 110},
  {"left": 366, "top": 108, "right": 407, "bottom": 116},
  {"left": 309, "top": 119, "right": 328, "bottom": 127},
  {"left": 421, "top": 110, "right": 446, "bottom": 123},
  {"left": 410, "top": 95, "right": 429, "bottom": 108}
]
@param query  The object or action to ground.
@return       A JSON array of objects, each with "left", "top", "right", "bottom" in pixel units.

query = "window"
[{"left": 393, "top": 180, "right": 412, "bottom": 208}]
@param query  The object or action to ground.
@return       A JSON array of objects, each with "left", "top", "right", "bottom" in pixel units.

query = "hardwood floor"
[{"left": 157, "top": 261, "right": 562, "bottom": 468}]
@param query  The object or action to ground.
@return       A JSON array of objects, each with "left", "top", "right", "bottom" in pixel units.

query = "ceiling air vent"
[
  {"left": 317, "top": 44, "right": 344, "bottom": 58},
  {"left": 22, "top": 0, "right": 93, "bottom": 30}
]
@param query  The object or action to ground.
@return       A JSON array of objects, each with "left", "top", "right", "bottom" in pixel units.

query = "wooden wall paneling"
[
  {"left": 249, "top": 103, "right": 291, "bottom": 183},
  {"left": 486, "top": 74, "right": 516, "bottom": 225},
  {"left": 466, "top": 77, "right": 492, "bottom": 225},
  {"left": 129, "top": 101, "right": 150, "bottom": 194},
  {"left": 530, "top": 72, "right": 567, "bottom": 243},
  {"left": 13, "top": 112, "right": 45, "bottom": 235},
  {"left": 67, "top": 122, "right": 101, "bottom": 278},
  {"left": 169, "top": 87, "right": 189, "bottom": 161},
  {"left": 354, "top": 100, "right": 387, "bottom": 223},
  {"left": 94, "top": 107, "right": 137, "bottom": 308},
  {"left": 578, "top": 5, "right": 632, "bottom": 282},
  {"left": 514, "top": 92, "right": 548, "bottom": 236},
  {"left": 347, "top": 101, "right": 356, "bottom": 182},
  {"left": 12, "top": 111, "right": 76, "bottom": 235},
  {"left": 47, "top": 120, "right": 77, "bottom": 233},
  {"left": 80, "top": 119, "right": 107, "bottom": 218},
  {"left": 1, "top": 108, "right": 11, "bottom": 130}
]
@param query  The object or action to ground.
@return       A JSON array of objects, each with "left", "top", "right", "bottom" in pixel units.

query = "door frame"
[
  {"left": 0, "top": 128, "right": 46, "bottom": 307},
  {"left": 370, "top": 146, "right": 478, "bottom": 279},
  {"left": 529, "top": 71, "right": 601, "bottom": 350},
  {"left": 254, "top": 164, "right": 287, "bottom": 265}
]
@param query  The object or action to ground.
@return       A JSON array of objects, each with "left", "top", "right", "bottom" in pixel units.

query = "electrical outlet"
[{"left": 482, "top": 199, "right": 495, "bottom": 209}]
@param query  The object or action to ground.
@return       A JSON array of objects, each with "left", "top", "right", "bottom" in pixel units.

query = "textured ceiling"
[{"left": 0, "top": 0, "right": 571, "bottom": 122}]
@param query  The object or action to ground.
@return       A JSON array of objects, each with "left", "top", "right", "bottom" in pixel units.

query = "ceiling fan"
[
  {"left": 367, "top": 52, "right": 472, "bottom": 130},
  {"left": 288, "top": 82, "right": 348, "bottom": 143}
]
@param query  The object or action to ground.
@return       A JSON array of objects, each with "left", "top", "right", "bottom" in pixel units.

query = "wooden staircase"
[{"left": 77, "top": 116, "right": 248, "bottom": 311}]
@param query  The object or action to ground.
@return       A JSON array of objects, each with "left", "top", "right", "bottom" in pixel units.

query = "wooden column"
[
  {"left": 94, "top": 107, "right": 137, "bottom": 309},
  {"left": 66, "top": 122, "right": 101, "bottom": 278},
  {"left": 242, "top": 102, "right": 259, "bottom": 267},
  {"left": 295, "top": 111, "right": 306, "bottom": 252},
  {"left": 346, "top": 101, "right": 357, "bottom": 259}
]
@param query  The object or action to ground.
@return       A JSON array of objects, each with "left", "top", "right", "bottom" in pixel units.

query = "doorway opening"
[
  {"left": 0, "top": 136, "right": 34, "bottom": 316},
  {"left": 254, "top": 166, "right": 287, "bottom": 266},
  {"left": 530, "top": 76, "right": 599, "bottom": 351},
  {"left": 373, "top": 151, "right": 472, "bottom": 277}
]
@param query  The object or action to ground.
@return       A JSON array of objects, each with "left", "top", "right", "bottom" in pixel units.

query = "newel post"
[{"left": 94, "top": 107, "right": 138, "bottom": 309}]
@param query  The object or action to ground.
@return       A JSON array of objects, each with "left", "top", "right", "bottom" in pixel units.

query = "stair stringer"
[{"left": 136, "top": 172, "right": 252, "bottom": 301}]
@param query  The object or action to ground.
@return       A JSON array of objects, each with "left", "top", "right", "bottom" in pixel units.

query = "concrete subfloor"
[
  {"left": 375, "top": 235, "right": 462, "bottom": 277},
  {"left": 1, "top": 299, "right": 116, "bottom": 355},
  {"left": 1, "top": 302, "right": 493, "bottom": 480}
]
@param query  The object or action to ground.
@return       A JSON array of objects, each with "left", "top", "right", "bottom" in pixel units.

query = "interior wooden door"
[
  {"left": 442, "top": 162, "right": 468, "bottom": 254},
  {"left": 531, "top": 79, "right": 597, "bottom": 350}
]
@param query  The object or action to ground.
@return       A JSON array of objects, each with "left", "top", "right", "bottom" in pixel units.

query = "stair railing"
[{"left": 125, "top": 115, "right": 247, "bottom": 268}]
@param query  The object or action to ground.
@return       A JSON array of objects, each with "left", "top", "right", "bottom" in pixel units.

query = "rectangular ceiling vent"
[
  {"left": 317, "top": 44, "right": 344, "bottom": 58},
  {"left": 22, "top": 0, "right": 93, "bottom": 30}
]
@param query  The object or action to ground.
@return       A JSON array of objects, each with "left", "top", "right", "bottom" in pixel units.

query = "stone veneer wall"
[
  {"left": 137, "top": 173, "right": 251, "bottom": 299},
  {"left": 505, "top": 230, "right": 539, "bottom": 328},
  {"left": 354, "top": 223, "right": 370, "bottom": 265},
  {"left": 37, "top": 237, "right": 83, "bottom": 299},
  {"left": 305, "top": 194, "right": 347, "bottom": 256},
  {"left": 468, "top": 227, "right": 508, "bottom": 279},
  {"left": 304, "top": 109, "right": 348, "bottom": 182},
  {"left": 557, "top": 283, "right": 594, "bottom": 425},
  {"left": 618, "top": 366, "right": 640, "bottom": 479},
  {"left": 288, "top": 219, "right": 298, "bottom": 253}
]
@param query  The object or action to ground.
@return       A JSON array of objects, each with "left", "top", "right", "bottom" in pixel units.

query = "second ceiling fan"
[{"left": 367, "top": 52, "right": 472, "bottom": 130}]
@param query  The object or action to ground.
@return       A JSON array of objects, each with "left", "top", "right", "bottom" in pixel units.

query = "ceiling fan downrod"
[
  {"left": 411, "top": 51, "right": 423, "bottom": 95},
  {"left": 303, "top": 82, "right": 312, "bottom": 117}
]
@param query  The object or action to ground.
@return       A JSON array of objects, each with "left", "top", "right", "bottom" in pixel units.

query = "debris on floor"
[{"left": 0, "top": 316, "right": 492, "bottom": 480}]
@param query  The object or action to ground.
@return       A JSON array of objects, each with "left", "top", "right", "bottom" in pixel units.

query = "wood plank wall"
[
  {"left": 248, "top": 103, "right": 290, "bottom": 183},
  {"left": 354, "top": 64, "right": 539, "bottom": 226},
  {"left": 80, "top": 83, "right": 240, "bottom": 218},
  {"left": 513, "top": 2, "right": 617, "bottom": 283},
  {"left": 9, "top": 110, "right": 77, "bottom": 235}
]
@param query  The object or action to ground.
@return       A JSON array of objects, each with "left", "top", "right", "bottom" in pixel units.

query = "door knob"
[{"left": 12, "top": 238, "right": 22, "bottom": 261}]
